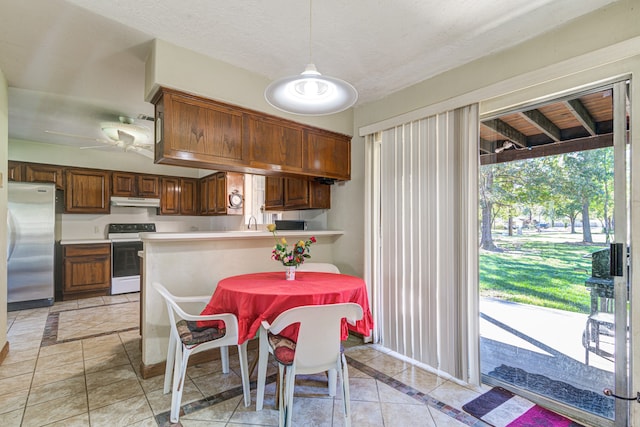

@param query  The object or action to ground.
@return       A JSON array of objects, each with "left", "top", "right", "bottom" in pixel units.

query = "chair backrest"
[
  {"left": 297, "top": 263, "right": 340, "bottom": 274},
  {"left": 153, "top": 281, "right": 240, "bottom": 349},
  {"left": 267, "top": 303, "right": 363, "bottom": 373},
  {"left": 154, "top": 282, "right": 181, "bottom": 329}
]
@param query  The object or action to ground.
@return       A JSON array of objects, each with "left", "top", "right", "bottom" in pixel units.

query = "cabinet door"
[
  {"left": 303, "top": 130, "right": 351, "bottom": 181},
  {"left": 137, "top": 175, "right": 160, "bottom": 197},
  {"left": 199, "top": 177, "right": 209, "bottom": 215},
  {"left": 25, "top": 163, "right": 65, "bottom": 189},
  {"left": 63, "top": 244, "right": 111, "bottom": 295},
  {"left": 225, "top": 172, "right": 244, "bottom": 215},
  {"left": 308, "top": 181, "right": 331, "bottom": 209},
  {"left": 264, "top": 177, "right": 285, "bottom": 210},
  {"left": 284, "top": 178, "right": 310, "bottom": 208},
  {"left": 180, "top": 178, "right": 198, "bottom": 215},
  {"left": 160, "top": 177, "right": 180, "bottom": 215},
  {"left": 154, "top": 89, "right": 244, "bottom": 168},
  {"left": 214, "top": 173, "right": 227, "bottom": 214},
  {"left": 112, "top": 172, "right": 137, "bottom": 196},
  {"left": 245, "top": 114, "right": 304, "bottom": 172},
  {"left": 65, "top": 169, "right": 110, "bottom": 213},
  {"left": 8, "top": 161, "right": 24, "bottom": 182},
  {"left": 201, "top": 175, "right": 217, "bottom": 215}
]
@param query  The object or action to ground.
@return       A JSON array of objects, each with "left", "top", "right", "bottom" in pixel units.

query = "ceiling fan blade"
[
  {"left": 44, "top": 130, "right": 104, "bottom": 142},
  {"left": 79, "top": 145, "right": 111, "bottom": 150}
]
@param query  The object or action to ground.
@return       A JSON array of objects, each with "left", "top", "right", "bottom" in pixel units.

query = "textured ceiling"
[{"left": 0, "top": 0, "right": 618, "bottom": 156}]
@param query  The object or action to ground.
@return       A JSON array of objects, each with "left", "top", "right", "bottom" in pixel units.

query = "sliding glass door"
[{"left": 478, "top": 81, "right": 630, "bottom": 426}]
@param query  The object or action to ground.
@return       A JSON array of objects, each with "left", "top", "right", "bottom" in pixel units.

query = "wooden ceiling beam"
[
  {"left": 482, "top": 119, "right": 527, "bottom": 148},
  {"left": 520, "top": 109, "right": 561, "bottom": 142},
  {"left": 479, "top": 138, "right": 493, "bottom": 154},
  {"left": 480, "top": 132, "right": 613, "bottom": 165},
  {"left": 564, "top": 99, "right": 597, "bottom": 136}
]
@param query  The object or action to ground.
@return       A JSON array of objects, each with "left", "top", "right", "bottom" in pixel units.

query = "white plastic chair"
[
  {"left": 296, "top": 262, "right": 340, "bottom": 273},
  {"left": 153, "top": 282, "right": 251, "bottom": 423},
  {"left": 256, "top": 303, "right": 363, "bottom": 427}
]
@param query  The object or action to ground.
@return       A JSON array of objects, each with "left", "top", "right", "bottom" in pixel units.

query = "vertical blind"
[{"left": 366, "top": 104, "right": 480, "bottom": 383}]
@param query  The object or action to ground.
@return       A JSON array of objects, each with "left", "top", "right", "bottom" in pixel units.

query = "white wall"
[
  {"left": 0, "top": 68, "right": 8, "bottom": 356},
  {"left": 146, "top": 39, "right": 353, "bottom": 136}
]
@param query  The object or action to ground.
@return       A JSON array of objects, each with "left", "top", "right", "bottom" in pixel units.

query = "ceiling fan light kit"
[
  {"left": 100, "top": 121, "right": 151, "bottom": 145},
  {"left": 264, "top": 0, "right": 357, "bottom": 116}
]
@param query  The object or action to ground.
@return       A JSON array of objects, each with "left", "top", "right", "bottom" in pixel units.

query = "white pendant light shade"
[{"left": 265, "top": 64, "right": 358, "bottom": 116}]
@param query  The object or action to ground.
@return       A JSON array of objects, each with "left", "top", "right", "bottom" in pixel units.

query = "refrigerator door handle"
[{"left": 7, "top": 209, "right": 16, "bottom": 262}]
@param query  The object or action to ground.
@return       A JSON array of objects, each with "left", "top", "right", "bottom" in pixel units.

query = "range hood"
[{"left": 110, "top": 196, "right": 161, "bottom": 208}]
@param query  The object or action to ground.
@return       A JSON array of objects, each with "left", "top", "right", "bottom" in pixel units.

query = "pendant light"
[{"left": 264, "top": 0, "right": 358, "bottom": 116}]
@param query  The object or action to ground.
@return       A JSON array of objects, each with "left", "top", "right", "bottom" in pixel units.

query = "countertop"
[
  {"left": 140, "top": 230, "right": 343, "bottom": 243},
  {"left": 60, "top": 239, "right": 111, "bottom": 245}
]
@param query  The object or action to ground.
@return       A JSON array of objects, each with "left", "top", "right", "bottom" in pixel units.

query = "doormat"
[
  {"left": 488, "top": 364, "right": 614, "bottom": 419},
  {"left": 462, "top": 386, "right": 585, "bottom": 427}
]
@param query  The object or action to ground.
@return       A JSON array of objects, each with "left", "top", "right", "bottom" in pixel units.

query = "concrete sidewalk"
[{"left": 480, "top": 298, "right": 615, "bottom": 415}]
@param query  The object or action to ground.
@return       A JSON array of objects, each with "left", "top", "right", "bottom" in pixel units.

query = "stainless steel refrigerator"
[{"left": 7, "top": 182, "right": 61, "bottom": 311}]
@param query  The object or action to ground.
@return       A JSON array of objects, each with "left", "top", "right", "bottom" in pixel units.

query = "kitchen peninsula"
[{"left": 138, "top": 229, "right": 343, "bottom": 378}]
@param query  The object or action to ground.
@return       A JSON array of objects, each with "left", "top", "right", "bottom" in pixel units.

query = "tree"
[{"left": 561, "top": 148, "right": 612, "bottom": 243}]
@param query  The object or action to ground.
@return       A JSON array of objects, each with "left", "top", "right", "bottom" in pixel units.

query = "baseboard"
[
  {"left": 0, "top": 341, "right": 9, "bottom": 365},
  {"left": 140, "top": 338, "right": 259, "bottom": 379}
]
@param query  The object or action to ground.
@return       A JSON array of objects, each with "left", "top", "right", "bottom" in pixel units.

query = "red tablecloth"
[{"left": 200, "top": 271, "right": 374, "bottom": 343}]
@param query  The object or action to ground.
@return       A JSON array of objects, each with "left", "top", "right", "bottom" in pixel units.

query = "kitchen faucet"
[{"left": 247, "top": 215, "right": 258, "bottom": 230}]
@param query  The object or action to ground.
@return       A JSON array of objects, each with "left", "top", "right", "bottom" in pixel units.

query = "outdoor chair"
[
  {"left": 583, "top": 282, "right": 615, "bottom": 365},
  {"left": 256, "top": 303, "right": 363, "bottom": 427},
  {"left": 153, "top": 282, "right": 251, "bottom": 423}
]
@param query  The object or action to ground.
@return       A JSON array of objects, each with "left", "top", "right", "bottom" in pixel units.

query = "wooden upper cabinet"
[
  {"left": 138, "top": 175, "right": 160, "bottom": 197},
  {"left": 112, "top": 172, "right": 159, "bottom": 197},
  {"left": 65, "top": 169, "right": 111, "bottom": 213},
  {"left": 8, "top": 161, "right": 24, "bottom": 182},
  {"left": 264, "top": 176, "right": 330, "bottom": 211},
  {"left": 8, "top": 161, "right": 64, "bottom": 189},
  {"left": 303, "top": 129, "right": 351, "bottom": 181},
  {"left": 159, "top": 177, "right": 180, "bottom": 215},
  {"left": 153, "top": 88, "right": 244, "bottom": 170},
  {"left": 180, "top": 178, "right": 198, "bottom": 216},
  {"left": 25, "top": 163, "right": 65, "bottom": 189},
  {"left": 159, "top": 176, "right": 199, "bottom": 216},
  {"left": 264, "top": 176, "right": 285, "bottom": 210},
  {"left": 244, "top": 114, "right": 304, "bottom": 172},
  {"left": 151, "top": 87, "right": 351, "bottom": 181},
  {"left": 200, "top": 172, "right": 244, "bottom": 216}
]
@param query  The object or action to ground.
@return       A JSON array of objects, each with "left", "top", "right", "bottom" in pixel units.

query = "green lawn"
[{"left": 479, "top": 230, "right": 608, "bottom": 313}]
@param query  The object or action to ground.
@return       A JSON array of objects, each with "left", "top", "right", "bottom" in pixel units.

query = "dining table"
[{"left": 199, "top": 270, "right": 374, "bottom": 343}]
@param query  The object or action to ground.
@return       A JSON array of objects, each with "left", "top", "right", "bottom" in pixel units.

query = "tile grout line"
[{"left": 345, "top": 356, "right": 491, "bottom": 427}]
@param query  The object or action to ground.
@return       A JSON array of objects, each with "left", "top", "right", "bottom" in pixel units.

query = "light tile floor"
[{"left": 3, "top": 294, "right": 494, "bottom": 426}]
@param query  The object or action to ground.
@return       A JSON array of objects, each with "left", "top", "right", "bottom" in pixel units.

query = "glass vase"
[{"left": 285, "top": 265, "right": 296, "bottom": 281}]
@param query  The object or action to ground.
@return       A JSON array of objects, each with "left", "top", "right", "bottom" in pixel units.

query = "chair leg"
[
  {"left": 170, "top": 346, "right": 190, "bottom": 423},
  {"left": 340, "top": 354, "right": 352, "bottom": 427},
  {"left": 328, "top": 368, "right": 337, "bottom": 396},
  {"left": 163, "top": 330, "right": 176, "bottom": 394},
  {"left": 237, "top": 342, "right": 251, "bottom": 407},
  {"left": 278, "top": 365, "right": 286, "bottom": 427},
  {"left": 220, "top": 345, "right": 230, "bottom": 374},
  {"left": 256, "top": 328, "right": 270, "bottom": 410},
  {"left": 284, "top": 365, "right": 296, "bottom": 427}
]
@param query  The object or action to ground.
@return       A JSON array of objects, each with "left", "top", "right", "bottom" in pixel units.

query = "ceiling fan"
[{"left": 45, "top": 116, "right": 154, "bottom": 159}]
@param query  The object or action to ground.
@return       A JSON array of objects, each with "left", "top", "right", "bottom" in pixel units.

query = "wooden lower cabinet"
[{"left": 62, "top": 244, "right": 111, "bottom": 300}]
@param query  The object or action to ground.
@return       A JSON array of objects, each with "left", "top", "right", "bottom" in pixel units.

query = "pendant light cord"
[{"left": 308, "top": 0, "right": 313, "bottom": 65}]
